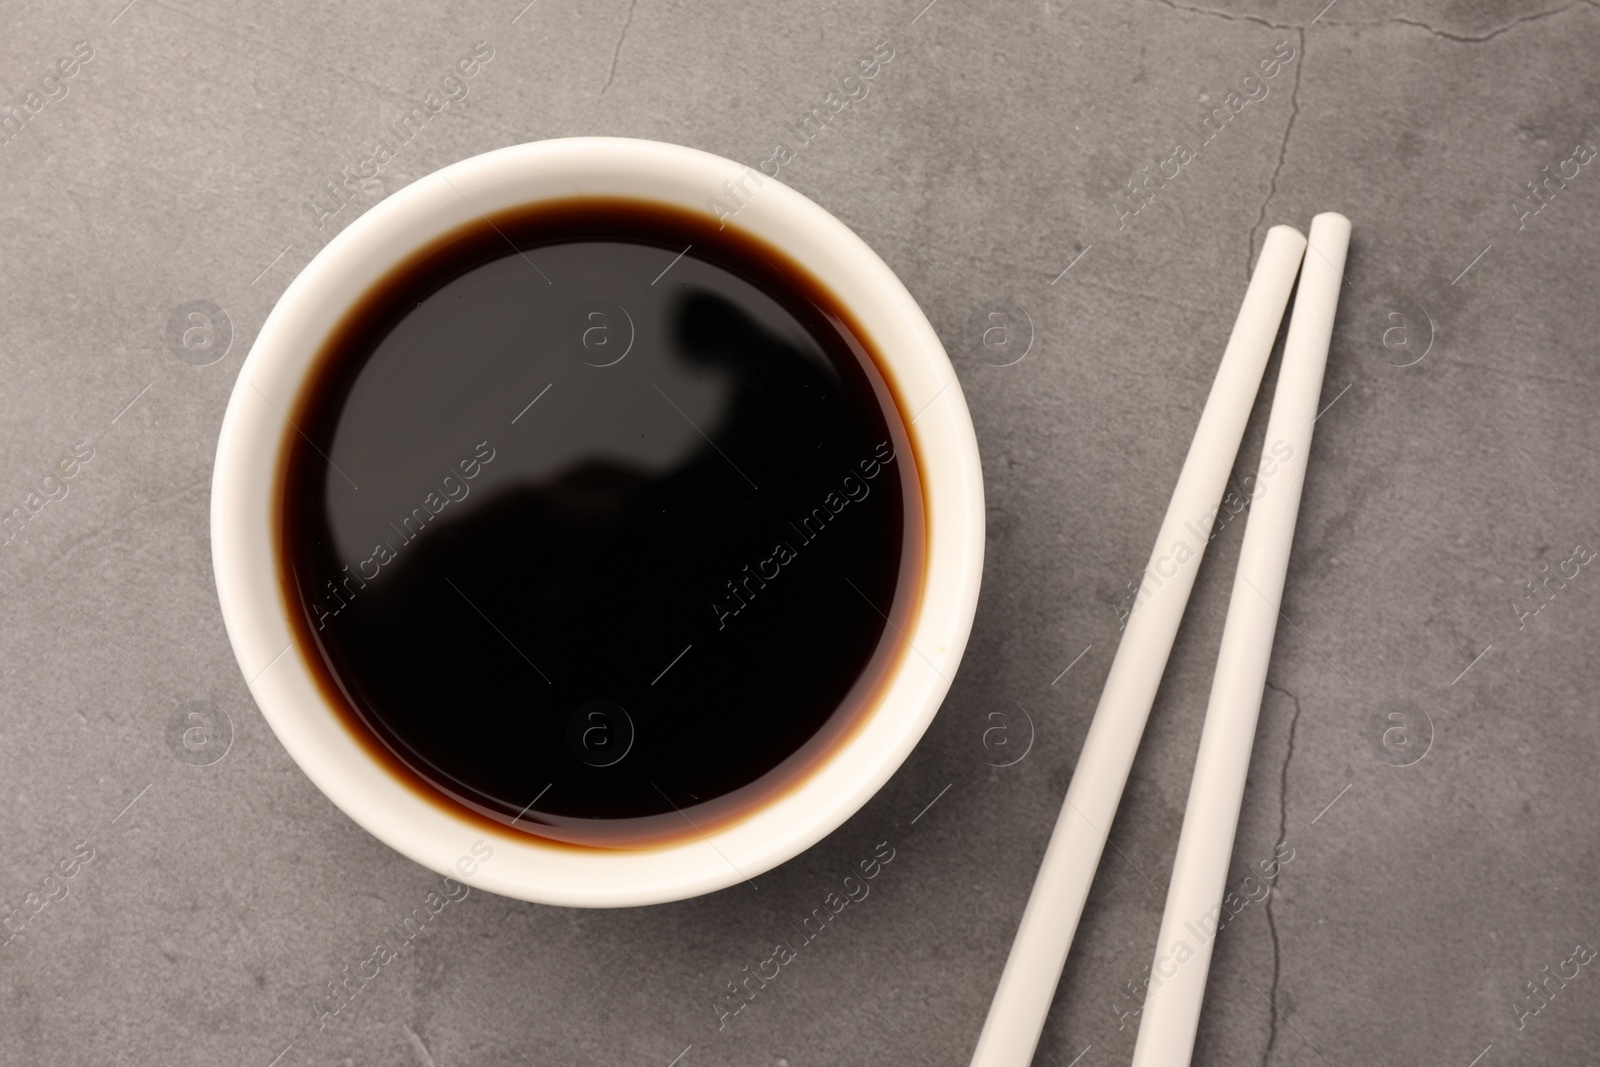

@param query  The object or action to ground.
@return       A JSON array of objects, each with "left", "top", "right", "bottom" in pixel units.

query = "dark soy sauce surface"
[{"left": 279, "top": 198, "right": 923, "bottom": 848}]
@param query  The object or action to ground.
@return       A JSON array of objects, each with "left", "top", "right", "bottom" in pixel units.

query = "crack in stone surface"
[
  {"left": 1325, "top": 3, "right": 1584, "bottom": 41},
  {"left": 601, "top": 0, "right": 641, "bottom": 95},
  {"left": 1260, "top": 679, "right": 1302, "bottom": 1067},
  {"left": 1133, "top": 0, "right": 1586, "bottom": 42},
  {"left": 1248, "top": 27, "right": 1304, "bottom": 279},
  {"left": 1138, "top": 0, "right": 1296, "bottom": 30}
]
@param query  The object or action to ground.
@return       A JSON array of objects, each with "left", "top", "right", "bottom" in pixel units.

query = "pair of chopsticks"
[{"left": 970, "top": 213, "right": 1352, "bottom": 1067}]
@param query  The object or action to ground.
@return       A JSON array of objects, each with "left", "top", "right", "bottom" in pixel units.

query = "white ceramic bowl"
[{"left": 211, "top": 138, "right": 983, "bottom": 907}]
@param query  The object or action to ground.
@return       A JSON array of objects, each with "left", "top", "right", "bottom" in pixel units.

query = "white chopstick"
[
  {"left": 968, "top": 224, "right": 1308, "bottom": 1067},
  {"left": 1129, "top": 212, "right": 1352, "bottom": 1067}
]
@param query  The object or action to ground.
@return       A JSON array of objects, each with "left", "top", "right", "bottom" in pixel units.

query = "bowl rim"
[{"left": 210, "top": 137, "right": 984, "bottom": 906}]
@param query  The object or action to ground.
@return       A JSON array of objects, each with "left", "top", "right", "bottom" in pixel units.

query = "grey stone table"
[{"left": 3, "top": 0, "right": 1598, "bottom": 1063}]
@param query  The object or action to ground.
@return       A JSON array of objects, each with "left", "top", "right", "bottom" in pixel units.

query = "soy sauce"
[{"left": 278, "top": 197, "right": 924, "bottom": 848}]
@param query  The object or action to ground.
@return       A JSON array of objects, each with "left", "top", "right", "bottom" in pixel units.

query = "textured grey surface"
[{"left": 2, "top": 0, "right": 1598, "bottom": 1064}]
